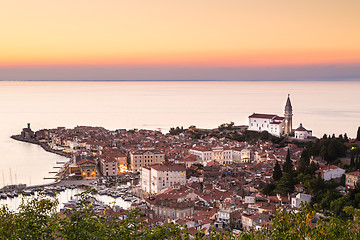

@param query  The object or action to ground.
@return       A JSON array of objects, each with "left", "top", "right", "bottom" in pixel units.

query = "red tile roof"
[
  {"left": 150, "top": 163, "right": 186, "bottom": 172},
  {"left": 346, "top": 171, "right": 360, "bottom": 177},
  {"left": 249, "top": 113, "right": 278, "bottom": 119}
]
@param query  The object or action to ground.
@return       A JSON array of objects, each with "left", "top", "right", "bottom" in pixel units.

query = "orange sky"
[{"left": 1, "top": 1, "right": 360, "bottom": 80}]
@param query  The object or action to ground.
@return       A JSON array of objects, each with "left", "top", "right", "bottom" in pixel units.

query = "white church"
[{"left": 248, "top": 95, "right": 312, "bottom": 139}]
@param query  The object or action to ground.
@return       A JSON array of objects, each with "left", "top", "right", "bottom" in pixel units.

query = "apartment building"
[
  {"left": 141, "top": 163, "right": 186, "bottom": 194},
  {"left": 130, "top": 149, "right": 165, "bottom": 172},
  {"left": 189, "top": 145, "right": 232, "bottom": 165}
]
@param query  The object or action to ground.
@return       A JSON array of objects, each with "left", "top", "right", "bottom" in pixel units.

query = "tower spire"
[{"left": 284, "top": 94, "right": 293, "bottom": 135}]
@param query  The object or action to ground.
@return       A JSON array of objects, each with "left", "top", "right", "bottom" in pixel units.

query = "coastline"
[
  {"left": 10, "top": 135, "right": 71, "bottom": 158},
  {"left": 8, "top": 135, "right": 71, "bottom": 190}
]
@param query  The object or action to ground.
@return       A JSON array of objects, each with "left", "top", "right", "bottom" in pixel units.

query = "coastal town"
[{"left": 4, "top": 96, "right": 360, "bottom": 237}]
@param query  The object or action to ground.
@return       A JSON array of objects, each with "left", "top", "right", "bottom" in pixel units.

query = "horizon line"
[{"left": 1, "top": 79, "right": 360, "bottom": 82}]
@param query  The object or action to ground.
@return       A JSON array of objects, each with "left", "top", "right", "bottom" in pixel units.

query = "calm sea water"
[{"left": 0, "top": 81, "right": 359, "bottom": 187}]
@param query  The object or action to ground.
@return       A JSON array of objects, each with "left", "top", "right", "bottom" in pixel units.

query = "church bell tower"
[{"left": 284, "top": 94, "right": 293, "bottom": 135}]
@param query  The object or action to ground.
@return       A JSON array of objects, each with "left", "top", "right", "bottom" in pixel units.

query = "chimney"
[{"left": 27, "top": 123, "right": 31, "bottom": 129}]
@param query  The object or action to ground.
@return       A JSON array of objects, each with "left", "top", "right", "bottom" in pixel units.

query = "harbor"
[{"left": 0, "top": 179, "right": 140, "bottom": 211}]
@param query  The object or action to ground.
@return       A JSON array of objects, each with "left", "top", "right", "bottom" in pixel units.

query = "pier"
[{"left": 10, "top": 135, "right": 72, "bottom": 158}]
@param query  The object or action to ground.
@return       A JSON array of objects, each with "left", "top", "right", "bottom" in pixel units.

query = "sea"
[{"left": 0, "top": 80, "right": 359, "bottom": 189}]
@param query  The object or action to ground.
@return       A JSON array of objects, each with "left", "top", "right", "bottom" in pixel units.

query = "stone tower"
[{"left": 284, "top": 94, "right": 293, "bottom": 135}]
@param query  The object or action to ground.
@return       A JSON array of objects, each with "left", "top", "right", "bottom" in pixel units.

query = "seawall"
[{"left": 10, "top": 135, "right": 72, "bottom": 158}]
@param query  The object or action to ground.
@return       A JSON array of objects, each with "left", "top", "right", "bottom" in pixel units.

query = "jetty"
[{"left": 10, "top": 135, "right": 71, "bottom": 158}]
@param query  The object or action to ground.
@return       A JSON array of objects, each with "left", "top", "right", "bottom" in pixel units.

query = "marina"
[{"left": 0, "top": 182, "right": 138, "bottom": 211}]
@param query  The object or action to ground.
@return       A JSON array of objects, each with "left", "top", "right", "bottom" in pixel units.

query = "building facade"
[
  {"left": 291, "top": 193, "right": 312, "bottom": 208},
  {"left": 130, "top": 149, "right": 165, "bottom": 172},
  {"left": 189, "top": 145, "right": 232, "bottom": 165},
  {"left": 100, "top": 157, "right": 118, "bottom": 176},
  {"left": 248, "top": 95, "right": 294, "bottom": 137},
  {"left": 141, "top": 163, "right": 186, "bottom": 194},
  {"left": 248, "top": 114, "right": 284, "bottom": 137},
  {"left": 294, "top": 123, "right": 312, "bottom": 139},
  {"left": 345, "top": 171, "right": 360, "bottom": 189},
  {"left": 316, "top": 165, "right": 345, "bottom": 181}
]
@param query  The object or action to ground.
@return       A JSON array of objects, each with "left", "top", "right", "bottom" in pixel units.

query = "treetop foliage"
[{"left": 1, "top": 192, "right": 360, "bottom": 239}]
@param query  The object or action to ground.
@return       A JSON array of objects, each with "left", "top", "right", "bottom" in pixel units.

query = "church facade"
[{"left": 248, "top": 95, "right": 293, "bottom": 137}]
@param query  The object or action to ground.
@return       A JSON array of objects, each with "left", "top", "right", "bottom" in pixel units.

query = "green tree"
[
  {"left": 357, "top": 126, "right": 360, "bottom": 141},
  {"left": 275, "top": 173, "right": 295, "bottom": 195},
  {"left": 273, "top": 161, "right": 282, "bottom": 181},
  {"left": 308, "top": 161, "right": 319, "bottom": 175},
  {"left": 59, "top": 190, "right": 108, "bottom": 239},
  {"left": 282, "top": 149, "right": 293, "bottom": 175},
  {"left": 297, "top": 149, "right": 310, "bottom": 174},
  {"left": 350, "top": 151, "right": 355, "bottom": 167},
  {"left": 1, "top": 192, "right": 60, "bottom": 239},
  {"left": 261, "top": 183, "right": 276, "bottom": 196}
]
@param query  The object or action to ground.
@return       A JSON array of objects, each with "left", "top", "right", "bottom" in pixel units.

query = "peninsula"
[{"left": 8, "top": 115, "right": 360, "bottom": 236}]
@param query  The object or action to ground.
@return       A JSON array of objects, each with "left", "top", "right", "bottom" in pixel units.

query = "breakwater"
[{"left": 10, "top": 135, "right": 71, "bottom": 158}]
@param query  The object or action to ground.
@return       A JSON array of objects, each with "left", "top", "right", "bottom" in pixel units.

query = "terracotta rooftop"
[
  {"left": 346, "top": 171, "right": 360, "bottom": 177},
  {"left": 150, "top": 163, "right": 186, "bottom": 172},
  {"left": 249, "top": 113, "right": 278, "bottom": 119}
]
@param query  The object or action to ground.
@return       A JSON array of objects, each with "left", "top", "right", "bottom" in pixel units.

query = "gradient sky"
[{"left": 1, "top": 0, "right": 360, "bottom": 80}]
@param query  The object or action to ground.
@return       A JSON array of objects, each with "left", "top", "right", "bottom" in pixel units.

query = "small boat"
[
  {"left": 98, "top": 190, "right": 107, "bottom": 195},
  {"left": 7, "top": 192, "right": 14, "bottom": 198},
  {"left": 43, "top": 189, "right": 55, "bottom": 196},
  {"left": 23, "top": 190, "right": 32, "bottom": 196}
]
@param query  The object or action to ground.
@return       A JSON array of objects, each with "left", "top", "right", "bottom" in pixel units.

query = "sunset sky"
[{"left": 1, "top": 0, "right": 360, "bottom": 80}]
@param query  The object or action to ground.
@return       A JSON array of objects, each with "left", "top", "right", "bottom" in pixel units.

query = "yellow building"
[{"left": 78, "top": 159, "right": 97, "bottom": 179}]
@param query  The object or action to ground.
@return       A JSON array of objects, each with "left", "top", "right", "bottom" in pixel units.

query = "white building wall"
[
  {"left": 248, "top": 117, "right": 283, "bottom": 137},
  {"left": 291, "top": 193, "right": 312, "bottom": 208},
  {"left": 147, "top": 168, "right": 186, "bottom": 194},
  {"left": 189, "top": 149, "right": 213, "bottom": 164},
  {"left": 269, "top": 123, "right": 283, "bottom": 136},
  {"left": 189, "top": 148, "right": 233, "bottom": 165},
  {"left": 324, "top": 168, "right": 345, "bottom": 181},
  {"left": 295, "top": 130, "right": 312, "bottom": 139},
  {"left": 141, "top": 167, "right": 151, "bottom": 193},
  {"left": 248, "top": 117, "right": 272, "bottom": 132}
]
